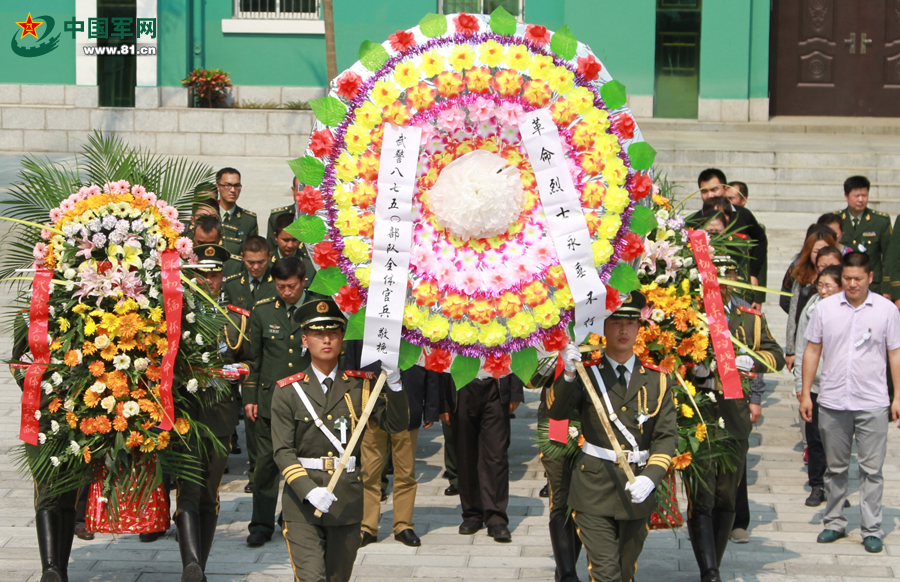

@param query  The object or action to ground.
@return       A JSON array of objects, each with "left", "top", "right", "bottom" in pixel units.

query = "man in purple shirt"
[{"left": 800, "top": 251, "right": 900, "bottom": 553}]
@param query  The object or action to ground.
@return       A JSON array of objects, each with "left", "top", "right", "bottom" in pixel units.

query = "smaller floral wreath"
[{"left": 291, "top": 9, "right": 658, "bottom": 382}]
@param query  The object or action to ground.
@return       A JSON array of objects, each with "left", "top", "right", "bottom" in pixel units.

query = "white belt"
[
  {"left": 582, "top": 441, "right": 648, "bottom": 466},
  {"left": 299, "top": 456, "right": 356, "bottom": 473}
]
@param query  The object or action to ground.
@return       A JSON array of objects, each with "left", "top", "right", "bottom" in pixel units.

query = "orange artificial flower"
[
  {"left": 47, "top": 398, "right": 62, "bottom": 413},
  {"left": 173, "top": 418, "right": 190, "bottom": 435},
  {"left": 672, "top": 452, "right": 692, "bottom": 470},
  {"left": 125, "top": 431, "right": 144, "bottom": 448},
  {"left": 82, "top": 341, "right": 97, "bottom": 356},
  {"left": 140, "top": 439, "right": 156, "bottom": 453},
  {"left": 100, "top": 344, "right": 119, "bottom": 361},
  {"left": 117, "top": 313, "right": 142, "bottom": 339},
  {"left": 83, "top": 391, "right": 100, "bottom": 408},
  {"left": 130, "top": 389, "right": 147, "bottom": 399},
  {"left": 82, "top": 446, "right": 91, "bottom": 463},
  {"left": 145, "top": 366, "right": 161, "bottom": 382},
  {"left": 95, "top": 416, "right": 111, "bottom": 434},
  {"left": 79, "top": 418, "right": 96, "bottom": 435},
  {"left": 156, "top": 431, "right": 170, "bottom": 450},
  {"left": 66, "top": 411, "right": 77, "bottom": 428},
  {"left": 63, "top": 350, "right": 80, "bottom": 366},
  {"left": 88, "top": 360, "right": 105, "bottom": 377},
  {"left": 112, "top": 416, "right": 128, "bottom": 432}
]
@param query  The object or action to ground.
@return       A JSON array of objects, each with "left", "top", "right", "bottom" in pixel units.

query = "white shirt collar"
[
  {"left": 606, "top": 354, "right": 637, "bottom": 374},
  {"left": 311, "top": 364, "right": 338, "bottom": 392}
]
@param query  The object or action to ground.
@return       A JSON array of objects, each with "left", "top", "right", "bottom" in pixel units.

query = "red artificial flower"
[
  {"left": 309, "top": 129, "right": 334, "bottom": 158},
  {"left": 295, "top": 185, "right": 324, "bottom": 215},
  {"left": 525, "top": 24, "right": 551, "bottom": 46},
  {"left": 454, "top": 13, "right": 480, "bottom": 36},
  {"left": 96, "top": 261, "right": 112, "bottom": 275},
  {"left": 577, "top": 54, "right": 602, "bottom": 81},
  {"left": 335, "top": 285, "right": 363, "bottom": 313},
  {"left": 605, "top": 284, "right": 623, "bottom": 312},
  {"left": 630, "top": 172, "right": 652, "bottom": 200},
  {"left": 313, "top": 241, "right": 341, "bottom": 268},
  {"left": 424, "top": 348, "right": 452, "bottom": 373},
  {"left": 336, "top": 71, "right": 363, "bottom": 100},
  {"left": 543, "top": 327, "right": 570, "bottom": 352},
  {"left": 388, "top": 30, "right": 416, "bottom": 52},
  {"left": 620, "top": 232, "right": 644, "bottom": 262},
  {"left": 612, "top": 113, "right": 636, "bottom": 140},
  {"left": 484, "top": 353, "right": 512, "bottom": 379}
]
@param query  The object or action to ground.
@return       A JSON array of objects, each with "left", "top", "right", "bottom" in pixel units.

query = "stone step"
[
  {"left": 655, "top": 149, "right": 900, "bottom": 168},
  {"left": 639, "top": 115, "right": 900, "bottom": 136},
  {"left": 658, "top": 164, "right": 900, "bottom": 184}
]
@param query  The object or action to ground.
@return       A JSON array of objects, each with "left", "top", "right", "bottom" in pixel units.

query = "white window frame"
[
  {"left": 437, "top": 0, "right": 525, "bottom": 22},
  {"left": 233, "top": 0, "right": 320, "bottom": 20}
]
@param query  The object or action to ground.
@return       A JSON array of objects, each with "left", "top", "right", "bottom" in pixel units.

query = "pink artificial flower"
[
  {"left": 485, "top": 270, "right": 508, "bottom": 290},
  {"left": 87, "top": 185, "right": 102, "bottom": 197},
  {"left": 117, "top": 179, "right": 130, "bottom": 191},
  {"left": 411, "top": 244, "right": 431, "bottom": 269},
  {"left": 531, "top": 238, "right": 556, "bottom": 266},
  {"left": 437, "top": 107, "right": 466, "bottom": 133},
  {"left": 469, "top": 96, "right": 496, "bottom": 122},
  {"left": 496, "top": 102, "right": 525, "bottom": 126},
  {"left": 40, "top": 229, "right": 52, "bottom": 241},
  {"left": 156, "top": 199, "right": 169, "bottom": 210},
  {"left": 175, "top": 237, "right": 193, "bottom": 258},
  {"left": 76, "top": 238, "right": 94, "bottom": 259},
  {"left": 145, "top": 192, "right": 157, "bottom": 204},
  {"left": 418, "top": 123, "right": 439, "bottom": 146},
  {"left": 49, "top": 208, "right": 63, "bottom": 223},
  {"left": 131, "top": 185, "right": 147, "bottom": 196},
  {"left": 454, "top": 270, "right": 482, "bottom": 296},
  {"left": 172, "top": 220, "right": 185, "bottom": 233},
  {"left": 59, "top": 199, "right": 75, "bottom": 212},
  {"left": 32, "top": 243, "right": 48, "bottom": 261},
  {"left": 165, "top": 206, "right": 179, "bottom": 221}
]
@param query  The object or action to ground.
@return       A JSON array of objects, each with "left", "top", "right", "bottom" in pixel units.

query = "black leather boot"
[
  {"left": 35, "top": 510, "right": 63, "bottom": 582},
  {"left": 548, "top": 514, "right": 581, "bottom": 582},
  {"left": 198, "top": 513, "right": 219, "bottom": 572},
  {"left": 175, "top": 511, "right": 204, "bottom": 582},
  {"left": 687, "top": 514, "right": 722, "bottom": 582},
  {"left": 57, "top": 510, "right": 77, "bottom": 582},
  {"left": 712, "top": 511, "right": 736, "bottom": 568}
]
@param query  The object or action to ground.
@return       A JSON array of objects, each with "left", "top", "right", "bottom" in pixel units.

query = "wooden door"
[{"left": 772, "top": 0, "right": 900, "bottom": 116}]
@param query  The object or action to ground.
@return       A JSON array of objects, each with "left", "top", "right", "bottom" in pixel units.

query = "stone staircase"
[{"left": 640, "top": 116, "right": 900, "bottom": 216}]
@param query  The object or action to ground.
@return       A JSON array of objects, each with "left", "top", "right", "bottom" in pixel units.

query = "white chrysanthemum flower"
[
  {"left": 654, "top": 274, "right": 669, "bottom": 285},
  {"left": 38, "top": 433, "right": 46, "bottom": 444},
  {"left": 568, "top": 426, "right": 579, "bottom": 440},
  {"left": 50, "top": 420, "right": 59, "bottom": 433},
  {"left": 683, "top": 257, "right": 694, "bottom": 267},
  {"left": 64, "top": 399, "right": 75, "bottom": 411},
  {"left": 48, "top": 305, "right": 55, "bottom": 317},
  {"left": 182, "top": 331, "right": 191, "bottom": 340},
  {"left": 133, "top": 358, "right": 149, "bottom": 372},
  {"left": 201, "top": 352, "right": 210, "bottom": 363},
  {"left": 650, "top": 309, "right": 666, "bottom": 323},
  {"left": 656, "top": 209, "right": 670, "bottom": 222},
  {"left": 186, "top": 313, "right": 196, "bottom": 323},
  {"left": 137, "top": 297, "right": 150, "bottom": 310},
  {"left": 186, "top": 379, "right": 199, "bottom": 394},
  {"left": 50, "top": 457, "right": 60, "bottom": 467},
  {"left": 689, "top": 269, "right": 700, "bottom": 282},
  {"left": 708, "top": 392, "right": 717, "bottom": 403},
  {"left": 195, "top": 334, "right": 204, "bottom": 346},
  {"left": 34, "top": 410, "right": 41, "bottom": 420},
  {"left": 122, "top": 401, "right": 140, "bottom": 418},
  {"left": 101, "top": 395, "right": 116, "bottom": 413},
  {"left": 718, "top": 417, "right": 725, "bottom": 428},
  {"left": 98, "top": 496, "right": 108, "bottom": 504},
  {"left": 69, "top": 441, "right": 79, "bottom": 455},
  {"left": 51, "top": 372, "right": 62, "bottom": 386},
  {"left": 41, "top": 382, "right": 53, "bottom": 394},
  {"left": 113, "top": 354, "right": 131, "bottom": 371},
  {"left": 90, "top": 382, "right": 106, "bottom": 394},
  {"left": 65, "top": 281, "right": 75, "bottom": 292}
]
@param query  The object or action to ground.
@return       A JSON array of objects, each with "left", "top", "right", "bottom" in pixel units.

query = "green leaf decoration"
[
  {"left": 628, "top": 142, "right": 657, "bottom": 171},
  {"left": 567, "top": 320, "right": 576, "bottom": 342},
  {"left": 358, "top": 40, "right": 389, "bottom": 72},
  {"left": 419, "top": 13, "right": 448, "bottom": 38},
  {"left": 287, "top": 156, "right": 324, "bottom": 188},
  {"left": 600, "top": 80, "right": 627, "bottom": 110},
  {"left": 629, "top": 204, "right": 656, "bottom": 236},
  {"left": 308, "top": 266, "right": 348, "bottom": 296},
  {"left": 451, "top": 355, "right": 481, "bottom": 391},
  {"left": 344, "top": 308, "right": 365, "bottom": 340},
  {"left": 399, "top": 340, "right": 422, "bottom": 371},
  {"left": 490, "top": 5, "right": 517, "bottom": 35},
  {"left": 550, "top": 25, "right": 577, "bottom": 60},
  {"left": 511, "top": 347, "right": 538, "bottom": 385},
  {"left": 284, "top": 214, "right": 325, "bottom": 244},
  {"left": 309, "top": 96, "right": 347, "bottom": 127},
  {"left": 608, "top": 263, "right": 641, "bottom": 293}
]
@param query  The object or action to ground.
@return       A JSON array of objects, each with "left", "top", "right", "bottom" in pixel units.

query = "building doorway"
[
  {"left": 654, "top": 0, "right": 702, "bottom": 119},
  {"left": 771, "top": 0, "right": 900, "bottom": 116},
  {"left": 97, "top": 0, "right": 136, "bottom": 107}
]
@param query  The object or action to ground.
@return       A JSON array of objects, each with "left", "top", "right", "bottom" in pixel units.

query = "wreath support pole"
[
  {"left": 313, "top": 371, "right": 388, "bottom": 518},
  {"left": 575, "top": 360, "right": 636, "bottom": 484}
]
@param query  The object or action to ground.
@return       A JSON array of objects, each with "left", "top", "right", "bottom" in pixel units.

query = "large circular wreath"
[{"left": 293, "top": 10, "right": 657, "bottom": 378}]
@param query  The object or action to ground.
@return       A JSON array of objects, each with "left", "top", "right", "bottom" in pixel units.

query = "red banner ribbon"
[
  {"left": 158, "top": 250, "right": 182, "bottom": 431},
  {"left": 21, "top": 269, "right": 52, "bottom": 444},
  {"left": 687, "top": 230, "right": 743, "bottom": 400}
]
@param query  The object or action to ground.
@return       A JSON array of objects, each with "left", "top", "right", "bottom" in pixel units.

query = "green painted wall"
[
  {"left": 333, "top": 0, "right": 432, "bottom": 73},
  {"left": 159, "top": 0, "right": 190, "bottom": 87},
  {"left": 748, "top": 0, "right": 769, "bottom": 99},
  {"left": 1, "top": 2, "right": 76, "bottom": 84},
  {"left": 564, "top": 0, "right": 656, "bottom": 97},
  {"left": 699, "top": 0, "right": 751, "bottom": 99}
]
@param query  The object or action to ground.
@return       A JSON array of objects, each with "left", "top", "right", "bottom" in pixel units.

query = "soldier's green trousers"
[
  {"left": 571, "top": 510, "right": 649, "bottom": 582},
  {"left": 27, "top": 444, "right": 79, "bottom": 513},
  {"left": 245, "top": 415, "right": 258, "bottom": 485},
  {"left": 283, "top": 519, "right": 361, "bottom": 582},
  {"left": 175, "top": 434, "right": 231, "bottom": 515},
  {"left": 250, "top": 415, "right": 280, "bottom": 535}
]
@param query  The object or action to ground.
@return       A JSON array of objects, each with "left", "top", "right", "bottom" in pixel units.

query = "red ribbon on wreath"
[
  {"left": 157, "top": 250, "right": 182, "bottom": 431},
  {"left": 20, "top": 268, "right": 53, "bottom": 445},
  {"left": 687, "top": 230, "right": 742, "bottom": 399}
]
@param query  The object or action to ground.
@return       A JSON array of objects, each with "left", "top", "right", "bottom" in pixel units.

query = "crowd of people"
[{"left": 20, "top": 165, "right": 900, "bottom": 582}]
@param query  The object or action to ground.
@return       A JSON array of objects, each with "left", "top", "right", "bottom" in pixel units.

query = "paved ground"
[{"left": 1, "top": 150, "right": 900, "bottom": 581}]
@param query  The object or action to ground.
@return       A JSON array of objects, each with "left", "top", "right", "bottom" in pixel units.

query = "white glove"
[
  {"left": 735, "top": 355, "right": 754, "bottom": 373},
  {"left": 624, "top": 475, "right": 656, "bottom": 504},
  {"left": 382, "top": 364, "right": 402, "bottom": 392},
  {"left": 306, "top": 487, "right": 337, "bottom": 513},
  {"left": 563, "top": 343, "right": 582, "bottom": 373}
]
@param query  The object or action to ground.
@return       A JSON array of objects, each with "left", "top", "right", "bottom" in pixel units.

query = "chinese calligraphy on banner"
[
  {"left": 687, "top": 229, "right": 743, "bottom": 399},
  {"left": 20, "top": 269, "right": 52, "bottom": 445},
  {"left": 521, "top": 109, "right": 606, "bottom": 341},
  {"left": 360, "top": 124, "right": 423, "bottom": 369}
]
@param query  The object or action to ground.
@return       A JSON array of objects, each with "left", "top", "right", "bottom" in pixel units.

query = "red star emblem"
[{"left": 16, "top": 13, "right": 42, "bottom": 39}]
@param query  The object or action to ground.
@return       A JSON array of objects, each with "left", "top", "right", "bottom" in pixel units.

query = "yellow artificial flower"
[
  {"left": 342, "top": 238, "right": 370, "bottom": 264},
  {"left": 680, "top": 403, "right": 695, "bottom": 418},
  {"left": 114, "top": 298, "right": 138, "bottom": 315},
  {"left": 478, "top": 39, "right": 505, "bottom": 67},
  {"left": 333, "top": 184, "right": 355, "bottom": 209},
  {"left": 355, "top": 101, "right": 383, "bottom": 130},
  {"left": 72, "top": 304, "right": 90, "bottom": 315},
  {"left": 553, "top": 286, "right": 575, "bottom": 310},
  {"left": 371, "top": 79, "right": 401, "bottom": 108},
  {"left": 355, "top": 267, "right": 371, "bottom": 288},
  {"left": 420, "top": 49, "right": 445, "bottom": 77},
  {"left": 548, "top": 66, "right": 575, "bottom": 94},
  {"left": 582, "top": 107, "right": 610, "bottom": 133},
  {"left": 345, "top": 125, "right": 372, "bottom": 156},
  {"left": 478, "top": 320, "right": 508, "bottom": 348},
  {"left": 57, "top": 317, "right": 70, "bottom": 332},
  {"left": 335, "top": 152, "right": 359, "bottom": 182},
  {"left": 683, "top": 380, "right": 697, "bottom": 397},
  {"left": 403, "top": 304, "right": 427, "bottom": 329},
  {"left": 450, "top": 321, "right": 479, "bottom": 345},
  {"left": 173, "top": 418, "right": 190, "bottom": 435},
  {"left": 592, "top": 239, "right": 613, "bottom": 267},
  {"left": 100, "top": 312, "right": 120, "bottom": 335},
  {"left": 505, "top": 43, "right": 531, "bottom": 70},
  {"left": 598, "top": 214, "right": 622, "bottom": 240},
  {"left": 148, "top": 306, "right": 163, "bottom": 323},
  {"left": 449, "top": 44, "right": 476, "bottom": 71},
  {"left": 695, "top": 423, "right": 707, "bottom": 442},
  {"left": 421, "top": 315, "right": 450, "bottom": 342},
  {"left": 605, "top": 186, "right": 630, "bottom": 214},
  {"left": 507, "top": 311, "right": 537, "bottom": 338},
  {"left": 602, "top": 157, "right": 628, "bottom": 188},
  {"left": 566, "top": 86, "right": 594, "bottom": 115},
  {"left": 394, "top": 60, "right": 421, "bottom": 89},
  {"left": 533, "top": 300, "right": 561, "bottom": 329},
  {"left": 530, "top": 54, "right": 555, "bottom": 81}
]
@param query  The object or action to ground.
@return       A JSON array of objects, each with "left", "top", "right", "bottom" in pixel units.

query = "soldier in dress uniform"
[
  {"left": 270, "top": 299, "right": 409, "bottom": 582},
  {"left": 837, "top": 176, "right": 892, "bottom": 295},
  {"left": 191, "top": 214, "right": 243, "bottom": 276},
  {"left": 215, "top": 167, "right": 259, "bottom": 256},
  {"left": 688, "top": 260, "right": 785, "bottom": 582},
  {"left": 175, "top": 244, "right": 239, "bottom": 582},
  {"left": 266, "top": 177, "right": 297, "bottom": 254},
  {"left": 243, "top": 256, "right": 322, "bottom": 547},
  {"left": 551, "top": 291, "right": 677, "bottom": 582},
  {"left": 270, "top": 213, "right": 317, "bottom": 288}
]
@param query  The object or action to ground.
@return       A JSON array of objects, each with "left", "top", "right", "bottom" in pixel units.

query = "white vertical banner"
[
  {"left": 360, "top": 124, "right": 423, "bottom": 369},
  {"left": 521, "top": 109, "right": 606, "bottom": 341}
]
